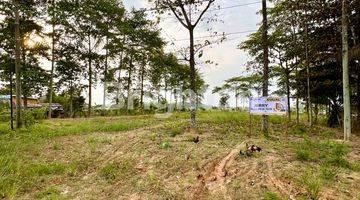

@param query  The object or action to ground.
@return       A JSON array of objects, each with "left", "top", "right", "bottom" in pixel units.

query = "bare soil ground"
[{"left": 14, "top": 113, "right": 360, "bottom": 200}]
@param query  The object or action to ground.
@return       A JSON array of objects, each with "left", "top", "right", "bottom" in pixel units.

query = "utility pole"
[
  {"left": 14, "top": 0, "right": 22, "bottom": 129},
  {"left": 261, "top": 0, "right": 269, "bottom": 136},
  {"left": 342, "top": 0, "right": 351, "bottom": 141}
]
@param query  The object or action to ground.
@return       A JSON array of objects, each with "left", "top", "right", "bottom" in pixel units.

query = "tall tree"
[
  {"left": 342, "top": 0, "right": 351, "bottom": 140},
  {"left": 151, "top": 0, "right": 216, "bottom": 127},
  {"left": 261, "top": 0, "right": 269, "bottom": 135},
  {"left": 14, "top": 0, "right": 22, "bottom": 128}
]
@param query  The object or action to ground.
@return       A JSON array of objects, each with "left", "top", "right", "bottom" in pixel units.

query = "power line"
[
  {"left": 149, "top": 1, "right": 262, "bottom": 20},
  {"left": 207, "top": 1, "right": 261, "bottom": 12},
  {"left": 173, "top": 29, "right": 258, "bottom": 41}
]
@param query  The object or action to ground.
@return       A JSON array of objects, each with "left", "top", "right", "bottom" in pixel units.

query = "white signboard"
[{"left": 249, "top": 97, "right": 287, "bottom": 115}]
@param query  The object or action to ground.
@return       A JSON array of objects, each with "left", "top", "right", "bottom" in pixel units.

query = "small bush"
[{"left": 22, "top": 108, "right": 46, "bottom": 128}]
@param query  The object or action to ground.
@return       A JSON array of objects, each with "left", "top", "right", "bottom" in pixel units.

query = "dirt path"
[{"left": 189, "top": 141, "right": 303, "bottom": 200}]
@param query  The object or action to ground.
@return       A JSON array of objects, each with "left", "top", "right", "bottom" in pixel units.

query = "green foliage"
[{"left": 22, "top": 108, "right": 46, "bottom": 127}]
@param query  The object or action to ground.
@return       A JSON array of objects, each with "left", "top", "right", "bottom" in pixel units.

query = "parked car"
[{"left": 42, "top": 103, "right": 65, "bottom": 118}]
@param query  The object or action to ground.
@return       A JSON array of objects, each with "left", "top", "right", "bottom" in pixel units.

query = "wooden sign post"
[{"left": 249, "top": 97, "right": 288, "bottom": 135}]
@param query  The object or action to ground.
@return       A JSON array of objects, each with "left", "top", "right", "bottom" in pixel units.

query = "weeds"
[
  {"left": 293, "top": 139, "right": 350, "bottom": 168},
  {"left": 320, "top": 166, "right": 338, "bottom": 181},
  {"left": 160, "top": 140, "right": 171, "bottom": 149},
  {"left": 100, "top": 163, "right": 119, "bottom": 182},
  {"left": 262, "top": 191, "right": 281, "bottom": 200},
  {"left": 299, "top": 172, "right": 322, "bottom": 200},
  {"left": 291, "top": 124, "right": 308, "bottom": 135}
]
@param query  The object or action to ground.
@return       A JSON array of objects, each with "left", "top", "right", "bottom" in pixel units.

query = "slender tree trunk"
[
  {"left": 9, "top": 70, "right": 14, "bottom": 130},
  {"left": 261, "top": 0, "right": 269, "bottom": 135},
  {"left": 357, "top": 64, "right": 360, "bottom": 123},
  {"left": 175, "top": 89, "right": 178, "bottom": 111},
  {"left": 127, "top": 57, "right": 132, "bottom": 112},
  {"left": 103, "top": 37, "right": 108, "bottom": 108},
  {"left": 14, "top": 0, "right": 22, "bottom": 128},
  {"left": 342, "top": 0, "right": 351, "bottom": 140},
  {"left": 24, "top": 97, "right": 28, "bottom": 109},
  {"left": 87, "top": 35, "right": 92, "bottom": 117},
  {"left": 305, "top": 2, "right": 312, "bottom": 126},
  {"left": 295, "top": 65, "right": 300, "bottom": 123},
  {"left": 48, "top": 0, "right": 56, "bottom": 119},
  {"left": 235, "top": 89, "right": 238, "bottom": 110},
  {"left": 140, "top": 55, "right": 145, "bottom": 109},
  {"left": 116, "top": 52, "right": 124, "bottom": 107},
  {"left": 70, "top": 82, "right": 73, "bottom": 118},
  {"left": 189, "top": 27, "right": 196, "bottom": 127},
  {"left": 314, "top": 103, "right": 318, "bottom": 124},
  {"left": 285, "top": 70, "right": 291, "bottom": 120}
]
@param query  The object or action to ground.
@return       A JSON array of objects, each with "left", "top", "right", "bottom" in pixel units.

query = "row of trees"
[
  {"left": 0, "top": 0, "right": 207, "bottom": 128},
  {"left": 214, "top": 0, "right": 359, "bottom": 138}
]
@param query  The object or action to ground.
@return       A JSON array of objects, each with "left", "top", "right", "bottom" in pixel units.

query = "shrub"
[{"left": 22, "top": 108, "right": 46, "bottom": 128}]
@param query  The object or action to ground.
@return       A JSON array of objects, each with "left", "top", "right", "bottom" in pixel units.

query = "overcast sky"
[
  {"left": 115, "top": 0, "right": 262, "bottom": 107},
  {"left": 26, "top": 0, "right": 261, "bottom": 107}
]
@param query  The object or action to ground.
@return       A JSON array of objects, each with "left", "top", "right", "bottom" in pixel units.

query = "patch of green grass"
[
  {"left": 0, "top": 115, "right": 159, "bottom": 198},
  {"left": 198, "top": 111, "right": 249, "bottom": 124},
  {"left": 294, "top": 139, "right": 315, "bottom": 161},
  {"left": 167, "top": 126, "right": 183, "bottom": 137},
  {"left": 100, "top": 157, "right": 137, "bottom": 183},
  {"left": 87, "top": 137, "right": 112, "bottom": 152},
  {"left": 34, "top": 186, "right": 61, "bottom": 200},
  {"left": 160, "top": 140, "right": 171, "bottom": 149},
  {"left": 27, "top": 162, "right": 66, "bottom": 176},
  {"left": 262, "top": 190, "right": 281, "bottom": 200},
  {"left": 291, "top": 124, "right": 308, "bottom": 135},
  {"left": 299, "top": 172, "right": 322, "bottom": 200},
  {"left": 320, "top": 130, "right": 335, "bottom": 137},
  {"left": 320, "top": 166, "right": 338, "bottom": 181},
  {"left": 100, "top": 163, "right": 119, "bottom": 182},
  {"left": 293, "top": 139, "right": 351, "bottom": 169}
]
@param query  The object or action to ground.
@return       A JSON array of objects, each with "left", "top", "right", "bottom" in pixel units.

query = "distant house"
[{"left": 0, "top": 95, "right": 42, "bottom": 108}]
